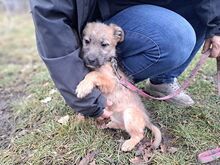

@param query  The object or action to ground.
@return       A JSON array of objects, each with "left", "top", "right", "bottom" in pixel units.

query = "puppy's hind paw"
[
  {"left": 75, "top": 80, "right": 93, "bottom": 98},
  {"left": 121, "top": 140, "right": 136, "bottom": 152}
]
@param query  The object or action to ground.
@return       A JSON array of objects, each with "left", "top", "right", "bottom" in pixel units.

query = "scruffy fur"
[{"left": 76, "top": 22, "right": 162, "bottom": 151}]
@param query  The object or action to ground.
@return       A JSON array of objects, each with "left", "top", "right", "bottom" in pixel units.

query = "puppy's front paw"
[{"left": 76, "top": 80, "right": 93, "bottom": 98}]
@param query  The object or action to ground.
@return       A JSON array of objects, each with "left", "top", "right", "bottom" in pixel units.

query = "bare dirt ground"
[
  {"left": 0, "top": 86, "right": 20, "bottom": 149},
  {"left": 0, "top": 59, "right": 28, "bottom": 149}
]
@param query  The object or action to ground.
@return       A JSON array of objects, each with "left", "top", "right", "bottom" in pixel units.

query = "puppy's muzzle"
[{"left": 84, "top": 56, "right": 101, "bottom": 69}]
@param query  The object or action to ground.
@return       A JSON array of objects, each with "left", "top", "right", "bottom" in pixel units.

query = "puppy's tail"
[
  {"left": 150, "top": 124, "right": 162, "bottom": 149},
  {"left": 145, "top": 120, "right": 162, "bottom": 149}
]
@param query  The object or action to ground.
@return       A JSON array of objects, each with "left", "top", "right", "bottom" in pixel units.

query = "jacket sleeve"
[
  {"left": 196, "top": 0, "right": 220, "bottom": 38},
  {"left": 30, "top": 0, "right": 106, "bottom": 117}
]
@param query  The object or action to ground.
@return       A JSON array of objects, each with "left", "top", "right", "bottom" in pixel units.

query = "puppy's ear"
[
  {"left": 83, "top": 23, "right": 92, "bottom": 36},
  {"left": 110, "top": 24, "right": 124, "bottom": 43}
]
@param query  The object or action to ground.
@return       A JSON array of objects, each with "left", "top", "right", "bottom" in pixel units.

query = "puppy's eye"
[
  {"left": 84, "top": 38, "right": 90, "bottom": 45},
  {"left": 101, "top": 42, "right": 110, "bottom": 47}
]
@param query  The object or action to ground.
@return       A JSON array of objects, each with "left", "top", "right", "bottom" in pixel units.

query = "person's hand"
[
  {"left": 202, "top": 35, "right": 220, "bottom": 58},
  {"left": 97, "top": 100, "right": 113, "bottom": 121}
]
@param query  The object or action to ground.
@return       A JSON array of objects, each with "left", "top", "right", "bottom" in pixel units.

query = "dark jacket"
[{"left": 30, "top": 0, "right": 220, "bottom": 117}]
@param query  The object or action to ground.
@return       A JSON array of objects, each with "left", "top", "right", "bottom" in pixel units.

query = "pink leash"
[
  {"left": 198, "top": 148, "right": 220, "bottom": 164},
  {"left": 217, "top": 57, "right": 220, "bottom": 95},
  {"left": 117, "top": 51, "right": 211, "bottom": 100},
  {"left": 197, "top": 57, "right": 220, "bottom": 164}
]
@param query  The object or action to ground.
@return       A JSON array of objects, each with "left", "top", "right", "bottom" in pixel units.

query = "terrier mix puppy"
[{"left": 76, "top": 22, "right": 162, "bottom": 151}]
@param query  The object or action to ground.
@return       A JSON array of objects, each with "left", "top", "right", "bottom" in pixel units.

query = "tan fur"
[{"left": 76, "top": 22, "right": 162, "bottom": 151}]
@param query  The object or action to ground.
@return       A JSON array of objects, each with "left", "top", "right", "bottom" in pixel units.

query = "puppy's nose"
[
  {"left": 85, "top": 56, "right": 98, "bottom": 67},
  {"left": 87, "top": 57, "right": 96, "bottom": 64}
]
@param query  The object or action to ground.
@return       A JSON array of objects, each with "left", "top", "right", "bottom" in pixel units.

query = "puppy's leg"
[
  {"left": 76, "top": 72, "right": 98, "bottom": 98},
  {"left": 121, "top": 108, "right": 145, "bottom": 152},
  {"left": 76, "top": 71, "right": 114, "bottom": 98}
]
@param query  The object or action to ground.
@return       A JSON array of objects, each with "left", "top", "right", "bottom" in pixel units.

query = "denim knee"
[{"left": 160, "top": 21, "right": 196, "bottom": 70}]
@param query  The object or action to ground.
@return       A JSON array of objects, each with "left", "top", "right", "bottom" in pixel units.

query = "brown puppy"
[{"left": 76, "top": 22, "right": 162, "bottom": 151}]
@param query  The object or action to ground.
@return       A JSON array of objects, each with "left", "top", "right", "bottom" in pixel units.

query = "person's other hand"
[
  {"left": 202, "top": 35, "right": 220, "bottom": 58},
  {"left": 97, "top": 100, "right": 113, "bottom": 120}
]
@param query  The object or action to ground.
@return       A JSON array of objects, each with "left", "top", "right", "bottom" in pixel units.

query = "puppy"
[{"left": 76, "top": 22, "right": 162, "bottom": 151}]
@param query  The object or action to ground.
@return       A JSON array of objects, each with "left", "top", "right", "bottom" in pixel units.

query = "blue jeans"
[{"left": 105, "top": 4, "right": 207, "bottom": 84}]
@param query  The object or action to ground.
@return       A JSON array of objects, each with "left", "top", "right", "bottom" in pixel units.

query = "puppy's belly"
[
  {"left": 110, "top": 111, "right": 124, "bottom": 124},
  {"left": 106, "top": 93, "right": 142, "bottom": 123},
  {"left": 105, "top": 87, "right": 144, "bottom": 112}
]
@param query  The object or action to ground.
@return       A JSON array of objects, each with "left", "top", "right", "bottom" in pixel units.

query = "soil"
[{"left": 0, "top": 82, "right": 25, "bottom": 149}]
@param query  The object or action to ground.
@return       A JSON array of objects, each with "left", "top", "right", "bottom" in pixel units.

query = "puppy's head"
[{"left": 82, "top": 22, "right": 124, "bottom": 69}]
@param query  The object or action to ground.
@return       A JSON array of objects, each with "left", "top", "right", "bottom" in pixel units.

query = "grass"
[{"left": 0, "top": 13, "right": 219, "bottom": 165}]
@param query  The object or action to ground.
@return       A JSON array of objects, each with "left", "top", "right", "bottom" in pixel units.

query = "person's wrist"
[{"left": 95, "top": 108, "right": 104, "bottom": 118}]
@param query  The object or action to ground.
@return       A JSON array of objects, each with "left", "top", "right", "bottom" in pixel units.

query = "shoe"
[{"left": 145, "top": 79, "right": 195, "bottom": 107}]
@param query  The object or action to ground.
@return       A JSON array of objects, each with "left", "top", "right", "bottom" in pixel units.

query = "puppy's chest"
[
  {"left": 98, "top": 65, "right": 137, "bottom": 106},
  {"left": 101, "top": 77, "right": 122, "bottom": 101},
  {"left": 104, "top": 81, "right": 135, "bottom": 108},
  {"left": 105, "top": 86, "right": 123, "bottom": 103}
]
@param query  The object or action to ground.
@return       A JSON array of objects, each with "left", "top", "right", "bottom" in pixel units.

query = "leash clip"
[{"left": 110, "top": 57, "right": 122, "bottom": 80}]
